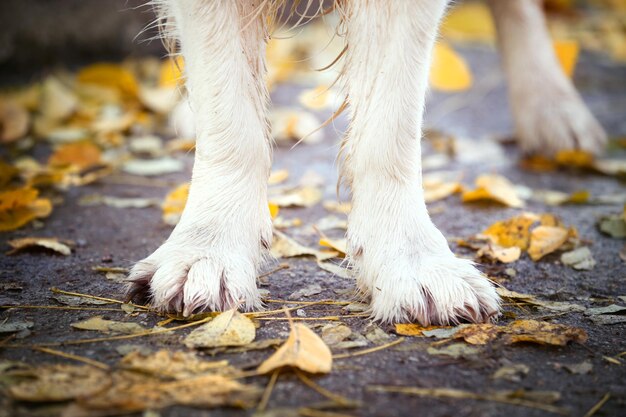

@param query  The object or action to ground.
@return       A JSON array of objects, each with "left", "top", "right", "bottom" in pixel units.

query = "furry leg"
[
  {"left": 128, "top": 0, "right": 272, "bottom": 315},
  {"left": 341, "top": 0, "right": 500, "bottom": 325},
  {"left": 488, "top": 0, "right": 606, "bottom": 156}
]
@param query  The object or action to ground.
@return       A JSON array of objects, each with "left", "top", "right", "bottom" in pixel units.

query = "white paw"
[
  {"left": 127, "top": 205, "right": 271, "bottom": 316},
  {"left": 364, "top": 254, "right": 500, "bottom": 325},
  {"left": 349, "top": 209, "right": 500, "bottom": 325},
  {"left": 511, "top": 86, "right": 607, "bottom": 156}
]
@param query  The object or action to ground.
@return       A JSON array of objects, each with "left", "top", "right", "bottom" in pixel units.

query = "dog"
[{"left": 127, "top": 0, "right": 606, "bottom": 325}]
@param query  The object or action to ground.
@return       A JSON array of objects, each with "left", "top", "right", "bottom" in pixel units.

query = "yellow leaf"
[
  {"left": 480, "top": 213, "right": 540, "bottom": 250},
  {"left": 395, "top": 323, "right": 443, "bottom": 337},
  {"left": 441, "top": 2, "right": 495, "bottom": 43},
  {"left": 0, "top": 99, "right": 29, "bottom": 143},
  {"left": 527, "top": 225, "right": 569, "bottom": 261},
  {"left": 271, "top": 230, "right": 338, "bottom": 261},
  {"left": 120, "top": 350, "right": 231, "bottom": 380},
  {"left": 77, "top": 63, "right": 139, "bottom": 99},
  {"left": 40, "top": 77, "right": 78, "bottom": 122},
  {"left": 257, "top": 322, "right": 332, "bottom": 374},
  {"left": 162, "top": 183, "right": 189, "bottom": 226},
  {"left": 555, "top": 149, "right": 594, "bottom": 168},
  {"left": 462, "top": 174, "right": 524, "bottom": 208},
  {"left": 318, "top": 237, "right": 347, "bottom": 256},
  {"left": 159, "top": 56, "right": 185, "bottom": 87},
  {"left": 503, "top": 320, "right": 587, "bottom": 345},
  {"left": 48, "top": 142, "right": 102, "bottom": 170},
  {"left": 553, "top": 40, "right": 579, "bottom": 78},
  {"left": 0, "top": 160, "right": 18, "bottom": 188},
  {"left": 70, "top": 316, "right": 146, "bottom": 334},
  {"left": 7, "top": 237, "right": 72, "bottom": 256},
  {"left": 430, "top": 43, "right": 473, "bottom": 92},
  {"left": 184, "top": 309, "right": 256, "bottom": 348},
  {"left": 477, "top": 244, "right": 522, "bottom": 263},
  {"left": 0, "top": 187, "right": 52, "bottom": 232},
  {"left": 9, "top": 365, "right": 111, "bottom": 402},
  {"left": 424, "top": 177, "right": 463, "bottom": 203},
  {"left": 298, "top": 85, "right": 337, "bottom": 110},
  {"left": 269, "top": 169, "right": 289, "bottom": 185},
  {"left": 269, "top": 202, "right": 279, "bottom": 219},
  {"left": 269, "top": 186, "right": 322, "bottom": 208}
]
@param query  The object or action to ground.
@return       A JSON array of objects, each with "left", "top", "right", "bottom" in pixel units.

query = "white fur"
[
  {"left": 340, "top": 0, "right": 499, "bottom": 324},
  {"left": 128, "top": 0, "right": 272, "bottom": 316},
  {"left": 488, "top": 0, "right": 607, "bottom": 155}
]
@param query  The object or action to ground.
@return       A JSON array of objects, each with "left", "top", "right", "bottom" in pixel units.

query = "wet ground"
[{"left": 1, "top": 45, "right": 626, "bottom": 417}]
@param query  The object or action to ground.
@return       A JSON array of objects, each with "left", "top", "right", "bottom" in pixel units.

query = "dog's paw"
[
  {"left": 127, "top": 240, "right": 262, "bottom": 316},
  {"left": 512, "top": 87, "right": 607, "bottom": 157},
  {"left": 363, "top": 254, "right": 500, "bottom": 325}
]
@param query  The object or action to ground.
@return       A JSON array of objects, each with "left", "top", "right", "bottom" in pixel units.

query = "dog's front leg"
[
  {"left": 341, "top": 0, "right": 500, "bottom": 325},
  {"left": 488, "top": 0, "right": 607, "bottom": 156},
  {"left": 128, "top": 0, "right": 272, "bottom": 315}
]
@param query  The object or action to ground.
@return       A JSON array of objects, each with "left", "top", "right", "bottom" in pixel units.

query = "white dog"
[{"left": 128, "top": 0, "right": 606, "bottom": 325}]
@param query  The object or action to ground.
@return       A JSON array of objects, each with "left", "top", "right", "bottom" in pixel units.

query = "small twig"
[
  {"left": 583, "top": 393, "right": 610, "bottom": 417},
  {"left": 50, "top": 288, "right": 151, "bottom": 311},
  {"left": 295, "top": 369, "right": 356, "bottom": 407},
  {"left": 6, "top": 315, "right": 213, "bottom": 348},
  {"left": 333, "top": 338, "right": 405, "bottom": 360},
  {"left": 298, "top": 408, "right": 356, "bottom": 417},
  {"left": 367, "top": 386, "right": 568, "bottom": 415},
  {"left": 258, "top": 263, "right": 290, "bottom": 279},
  {"left": 0, "top": 305, "right": 127, "bottom": 312},
  {"left": 257, "top": 369, "right": 280, "bottom": 412},
  {"left": 265, "top": 299, "right": 352, "bottom": 306},
  {"left": 33, "top": 347, "right": 110, "bottom": 370}
]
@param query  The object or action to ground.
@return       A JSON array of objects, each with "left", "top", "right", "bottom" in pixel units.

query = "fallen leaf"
[
  {"left": 39, "top": 77, "right": 78, "bottom": 122},
  {"left": 120, "top": 350, "right": 231, "bottom": 379},
  {"left": 492, "top": 363, "right": 529, "bottom": 382},
  {"left": 52, "top": 294, "right": 111, "bottom": 306},
  {"left": 317, "top": 261, "right": 351, "bottom": 279},
  {"left": 77, "top": 63, "right": 139, "bottom": 99},
  {"left": 159, "top": 56, "right": 184, "bottom": 87},
  {"left": 48, "top": 142, "right": 102, "bottom": 170},
  {"left": 321, "top": 323, "right": 352, "bottom": 346},
  {"left": 562, "top": 361, "right": 593, "bottom": 375},
  {"left": 454, "top": 323, "right": 502, "bottom": 345},
  {"left": 395, "top": 323, "right": 444, "bottom": 337},
  {"left": 288, "top": 283, "right": 323, "bottom": 300},
  {"left": 323, "top": 200, "right": 352, "bottom": 214},
  {"left": 477, "top": 244, "right": 522, "bottom": 263},
  {"left": 71, "top": 316, "right": 146, "bottom": 334},
  {"left": 561, "top": 246, "right": 596, "bottom": 270},
  {"left": 424, "top": 177, "right": 463, "bottom": 203},
  {"left": 527, "top": 226, "right": 569, "bottom": 261},
  {"left": 184, "top": 309, "right": 256, "bottom": 349},
  {"left": 480, "top": 213, "right": 539, "bottom": 250},
  {"left": 257, "top": 322, "right": 332, "bottom": 374},
  {"left": 271, "top": 230, "right": 338, "bottom": 261},
  {"left": 123, "top": 157, "right": 184, "bottom": 176},
  {"left": 298, "top": 85, "right": 339, "bottom": 110},
  {"left": 269, "top": 169, "right": 289, "bottom": 185},
  {"left": 9, "top": 365, "right": 111, "bottom": 402},
  {"left": 555, "top": 149, "right": 594, "bottom": 168},
  {"left": 0, "top": 320, "right": 34, "bottom": 333},
  {"left": 0, "top": 160, "right": 18, "bottom": 188},
  {"left": 0, "top": 99, "right": 29, "bottom": 142},
  {"left": 139, "top": 86, "right": 179, "bottom": 114},
  {"left": 6, "top": 237, "right": 72, "bottom": 256},
  {"left": 270, "top": 108, "right": 323, "bottom": 144},
  {"left": 598, "top": 209, "right": 626, "bottom": 238},
  {"left": 161, "top": 182, "right": 189, "bottom": 225},
  {"left": 502, "top": 320, "right": 587, "bottom": 345},
  {"left": 129, "top": 135, "right": 163, "bottom": 156},
  {"left": 79, "top": 194, "right": 159, "bottom": 209},
  {"left": 318, "top": 236, "right": 347, "bottom": 256},
  {"left": 430, "top": 42, "right": 473, "bottom": 92},
  {"left": 427, "top": 343, "right": 481, "bottom": 359},
  {"left": 0, "top": 187, "right": 52, "bottom": 232},
  {"left": 554, "top": 40, "right": 580, "bottom": 77},
  {"left": 462, "top": 174, "right": 524, "bottom": 208},
  {"left": 441, "top": 2, "right": 495, "bottom": 43},
  {"left": 269, "top": 186, "right": 322, "bottom": 208}
]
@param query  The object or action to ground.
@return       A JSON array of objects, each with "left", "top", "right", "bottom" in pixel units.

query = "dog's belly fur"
[{"left": 128, "top": 0, "right": 605, "bottom": 325}]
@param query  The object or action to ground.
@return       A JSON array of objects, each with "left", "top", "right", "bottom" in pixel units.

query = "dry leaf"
[
  {"left": 317, "top": 261, "right": 351, "bottom": 279},
  {"left": 71, "top": 316, "right": 146, "bottom": 334},
  {"left": 441, "top": 2, "right": 495, "bottom": 43},
  {"left": 323, "top": 200, "right": 352, "bottom": 214},
  {"left": 554, "top": 40, "right": 580, "bottom": 77},
  {"left": 269, "top": 169, "right": 289, "bottom": 185},
  {"left": 477, "top": 244, "right": 522, "bottom": 263},
  {"left": 395, "top": 323, "right": 444, "bottom": 337},
  {"left": 598, "top": 209, "right": 626, "bottom": 238},
  {"left": 48, "top": 142, "right": 102, "bottom": 170},
  {"left": 9, "top": 365, "right": 111, "bottom": 402},
  {"left": 462, "top": 174, "right": 524, "bottom": 208},
  {"left": 123, "top": 157, "right": 183, "bottom": 176},
  {"left": 298, "top": 85, "right": 339, "bottom": 110},
  {"left": 6, "top": 237, "right": 72, "bottom": 256},
  {"left": 270, "top": 108, "right": 323, "bottom": 144},
  {"left": 40, "top": 77, "right": 78, "bottom": 122},
  {"left": 162, "top": 183, "right": 189, "bottom": 226},
  {"left": 0, "top": 160, "right": 18, "bottom": 188},
  {"left": 120, "top": 350, "right": 231, "bottom": 379},
  {"left": 257, "top": 322, "right": 332, "bottom": 374},
  {"left": 184, "top": 309, "right": 256, "bottom": 349},
  {"left": 0, "top": 99, "right": 29, "bottom": 142},
  {"left": 159, "top": 56, "right": 185, "bottom": 87},
  {"left": 139, "top": 86, "right": 179, "bottom": 114},
  {"left": 0, "top": 187, "right": 52, "bottom": 232},
  {"left": 269, "top": 186, "right": 322, "bottom": 208},
  {"left": 561, "top": 246, "right": 596, "bottom": 270},
  {"left": 527, "top": 226, "right": 569, "bottom": 261},
  {"left": 77, "top": 63, "right": 139, "bottom": 99},
  {"left": 424, "top": 176, "right": 463, "bottom": 203},
  {"left": 318, "top": 237, "right": 347, "bottom": 256},
  {"left": 480, "top": 213, "right": 539, "bottom": 250},
  {"left": 430, "top": 42, "right": 473, "bottom": 92},
  {"left": 271, "top": 230, "right": 335, "bottom": 260},
  {"left": 454, "top": 319, "right": 587, "bottom": 346},
  {"left": 427, "top": 343, "right": 481, "bottom": 359}
]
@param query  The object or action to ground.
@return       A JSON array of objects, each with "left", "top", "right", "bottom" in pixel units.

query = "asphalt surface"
[{"left": 1, "top": 45, "right": 625, "bottom": 417}]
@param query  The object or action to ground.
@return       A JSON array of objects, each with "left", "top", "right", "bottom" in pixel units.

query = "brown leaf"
[
  {"left": 6, "top": 237, "right": 72, "bottom": 256},
  {"left": 527, "top": 226, "right": 569, "bottom": 261},
  {"left": 120, "top": 350, "right": 232, "bottom": 379},
  {"left": 257, "top": 323, "right": 332, "bottom": 374},
  {"left": 0, "top": 187, "right": 52, "bottom": 232},
  {"left": 48, "top": 142, "right": 102, "bottom": 170},
  {"left": 503, "top": 320, "right": 588, "bottom": 345},
  {"left": 184, "top": 309, "right": 256, "bottom": 349},
  {"left": 0, "top": 99, "right": 29, "bottom": 143}
]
